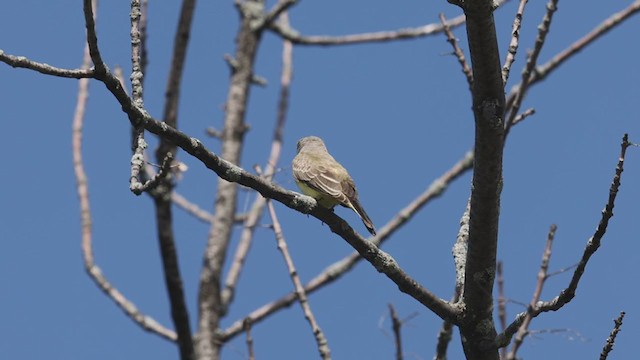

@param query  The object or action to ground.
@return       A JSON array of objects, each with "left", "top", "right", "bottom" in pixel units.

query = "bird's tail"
[{"left": 349, "top": 199, "right": 376, "bottom": 236}]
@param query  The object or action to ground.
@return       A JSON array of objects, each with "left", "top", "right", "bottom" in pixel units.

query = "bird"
[{"left": 292, "top": 136, "right": 376, "bottom": 236}]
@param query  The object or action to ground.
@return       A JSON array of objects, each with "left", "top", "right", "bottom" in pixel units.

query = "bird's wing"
[{"left": 293, "top": 154, "right": 348, "bottom": 203}]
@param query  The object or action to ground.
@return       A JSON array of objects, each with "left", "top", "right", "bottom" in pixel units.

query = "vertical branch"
[
  {"left": 145, "top": 0, "right": 198, "bottom": 358},
  {"left": 75, "top": 0, "right": 176, "bottom": 342},
  {"left": 388, "top": 304, "right": 403, "bottom": 360},
  {"left": 196, "top": 1, "right": 266, "bottom": 358},
  {"left": 501, "top": 0, "right": 529, "bottom": 84},
  {"left": 267, "top": 201, "right": 331, "bottom": 359},
  {"left": 496, "top": 261, "right": 507, "bottom": 359},
  {"left": 244, "top": 319, "right": 256, "bottom": 360},
  {"left": 221, "top": 13, "right": 294, "bottom": 310},
  {"left": 433, "top": 287, "right": 461, "bottom": 360},
  {"left": 454, "top": 0, "right": 506, "bottom": 358},
  {"left": 504, "top": 0, "right": 559, "bottom": 137}
]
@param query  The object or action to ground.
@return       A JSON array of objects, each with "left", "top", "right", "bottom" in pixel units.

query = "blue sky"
[{"left": 1, "top": 1, "right": 639, "bottom": 359}]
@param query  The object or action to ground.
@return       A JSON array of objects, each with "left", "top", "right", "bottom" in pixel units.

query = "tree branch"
[
  {"left": 267, "top": 200, "right": 331, "bottom": 359},
  {"left": 220, "top": 151, "right": 473, "bottom": 342},
  {"left": 506, "top": 224, "right": 557, "bottom": 360},
  {"left": 599, "top": 311, "right": 625, "bottom": 360},
  {"left": 222, "top": 19, "right": 293, "bottom": 311},
  {"left": 0, "top": 51, "right": 94, "bottom": 78},
  {"left": 457, "top": 0, "right": 506, "bottom": 357},
  {"left": 74, "top": 1, "right": 176, "bottom": 342},
  {"left": 196, "top": 1, "right": 265, "bottom": 358},
  {"left": 439, "top": 13, "right": 473, "bottom": 90},
  {"left": 497, "top": 134, "right": 632, "bottom": 348}
]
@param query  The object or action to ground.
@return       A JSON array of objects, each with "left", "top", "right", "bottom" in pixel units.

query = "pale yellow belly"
[{"left": 295, "top": 181, "right": 340, "bottom": 208}]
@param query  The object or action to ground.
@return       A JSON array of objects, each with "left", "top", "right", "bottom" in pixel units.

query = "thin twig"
[
  {"left": 530, "top": 0, "right": 640, "bottom": 86},
  {"left": 388, "top": 304, "right": 403, "bottom": 360},
  {"left": 269, "top": 14, "right": 466, "bottom": 46},
  {"left": 0, "top": 51, "right": 94, "bottom": 78},
  {"left": 506, "top": 224, "right": 557, "bottom": 359},
  {"left": 74, "top": 0, "right": 176, "bottom": 342},
  {"left": 221, "top": 13, "right": 294, "bottom": 312},
  {"left": 545, "top": 263, "right": 578, "bottom": 278},
  {"left": 130, "top": 133, "right": 174, "bottom": 195},
  {"left": 599, "top": 311, "right": 625, "bottom": 360},
  {"left": 505, "top": 1, "right": 640, "bottom": 131},
  {"left": 504, "top": 0, "right": 559, "bottom": 137},
  {"left": 267, "top": 200, "right": 331, "bottom": 360},
  {"left": 498, "top": 134, "right": 632, "bottom": 348},
  {"left": 496, "top": 261, "right": 507, "bottom": 338},
  {"left": 171, "top": 192, "right": 214, "bottom": 223},
  {"left": 244, "top": 318, "right": 256, "bottom": 360},
  {"left": 511, "top": 107, "right": 536, "bottom": 127},
  {"left": 502, "top": 0, "right": 529, "bottom": 85},
  {"left": 439, "top": 13, "right": 472, "bottom": 89}
]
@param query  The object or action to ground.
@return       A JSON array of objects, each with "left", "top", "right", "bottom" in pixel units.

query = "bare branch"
[
  {"left": 267, "top": 201, "right": 331, "bottom": 360},
  {"left": 222, "top": 19, "right": 293, "bottom": 311},
  {"left": 434, "top": 287, "right": 462, "bottom": 360},
  {"left": 458, "top": 0, "right": 507, "bottom": 356},
  {"left": 388, "top": 304, "right": 403, "bottom": 360},
  {"left": 197, "top": 1, "right": 265, "bottom": 357},
  {"left": 0, "top": 51, "right": 94, "bottom": 78},
  {"left": 132, "top": 0, "right": 198, "bottom": 357},
  {"left": 268, "top": 14, "right": 466, "bottom": 46},
  {"left": 496, "top": 261, "right": 507, "bottom": 359},
  {"left": 531, "top": 0, "right": 640, "bottom": 86},
  {"left": 264, "top": 0, "right": 298, "bottom": 26},
  {"left": 511, "top": 107, "right": 535, "bottom": 127},
  {"left": 600, "top": 311, "right": 626, "bottom": 360},
  {"left": 504, "top": 0, "right": 559, "bottom": 137},
  {"left": 73, "top": 1, "right": 175, "bottom": 342},
  {"left": 439, "top": 13, "right": 473, "bottom": 90},
  {"left": 498, "top": 134, "right": 632, "bottom": 348},
  {"left": 506, "top": 224, "right": 557, "bottom": 360},
  {"left": 243, "top": 319, "right": 256, "bottom": 360},
  {"left": 505, "top": 1, "right": 640, "bottom": 121},
  {"left": 172, "top": 192, "right": 214, "bottom": 223},
  {"left": 502, "top": 0, "right": 529, "bottom": 84},
  {"left": 130, "top": 134, "right": 174, "bottom": 195}
]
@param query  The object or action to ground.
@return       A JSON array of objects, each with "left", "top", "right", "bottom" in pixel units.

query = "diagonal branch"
[
  {"left": 267, "top": 200, "right": 331, "bottom": 359},
  {"left": 439, "top": 13, "right": 473, "bottom": 90},
  {"left": 220, "top": 151, "right": 473, "bottom": 342},
  {"left": 599, "top": 311, "right": 626, "bottom": 360},
  {"left": 501, "top": 0, "right": 529, "bottom": 85},
  {"left": 506, "top": 224, "right": 557, "bottom": 360},
  {"left": 497, "top": 134, "right": 632, "bottom": 348},
  {"left": 504, "top": 0, "right": 559, "bottom": 136},
  {"left": 505, "top": 0, "right": 640, "bottom": 116}
]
